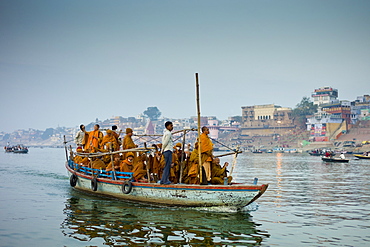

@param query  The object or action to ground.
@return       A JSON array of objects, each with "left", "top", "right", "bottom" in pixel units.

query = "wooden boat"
[
  {"left": 63, "top": 74, "right": 268, "bottom": 210},
  {"left": 353, "top": 154, "right": 370, "bottom": 159},
  {"left": 66, "top": 159, "right": 268, "bottom": 210},
  {"left": 321, "top": 157, "right": 349, "bottom": 163}
]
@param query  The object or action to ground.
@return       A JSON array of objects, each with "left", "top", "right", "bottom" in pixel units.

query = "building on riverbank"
[{"left": 240, "top": 104, "right": 296, "bottom": 137}]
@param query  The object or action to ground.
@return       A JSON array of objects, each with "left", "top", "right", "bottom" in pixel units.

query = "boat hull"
[
  {"left": 13, "top": 149, "right": 28, "bottom": 153},
  {"left": 66, "top": 162, "right": 268, "bottom": 209},
  {"left": 321, "top": 157, "right": 349, "bottom": 163}
]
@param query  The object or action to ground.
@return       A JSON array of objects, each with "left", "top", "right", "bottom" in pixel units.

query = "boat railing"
[{"left": 68, "top": 159, "right": 133, "bottom": 181}]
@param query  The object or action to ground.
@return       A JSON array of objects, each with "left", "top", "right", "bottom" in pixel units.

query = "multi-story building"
[
  {"left": 307, "top": 87, "right": 358, "bottom": 141},
  {"left": 351, "top": 95, "right": 370, "bottom": 123},
  {"left": 306, "top": 110, "right": 345, "bottom": 142},
  {"left": 241, "top": 104, "right": 295, "bottom": 136},
  {"left": 312, "top": 86, "right": 338, "bottom": 105}
]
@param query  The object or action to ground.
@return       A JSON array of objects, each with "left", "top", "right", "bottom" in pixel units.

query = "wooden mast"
[{"left": 195, "top": 73, "right": 203, "bottom": 183}]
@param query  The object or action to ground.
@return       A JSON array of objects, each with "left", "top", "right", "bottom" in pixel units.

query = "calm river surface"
[{"left": 0, "top": 148, "right": 369, "bottom": 246}]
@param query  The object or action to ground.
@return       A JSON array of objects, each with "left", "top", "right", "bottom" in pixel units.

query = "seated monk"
[
  {"left": 91, "top": 157, "right": 107, "bottom": 170},
  {"left": 120, "top": 152, "right": 135, "bottom": 173},
  {"left": 101, "top": 129, "right": 119, "bottom": 151},
  {"left": 73, "top": 147, "right": 89, "bottom": 166},
  {"left": 73, "top": 155, "right": 89, "bottom": 167},
  {"left": 132, "top": 154, "right": 148, "bottom": 181},
  {"left": 210, "top": 158, "right": 232, "bottom": 185},
  {"left": 106, "top": 154, "right": 122, "bottom": 172}
]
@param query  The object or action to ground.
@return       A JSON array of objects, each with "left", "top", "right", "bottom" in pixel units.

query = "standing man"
[
  {"left": 161, "top": 121, "right": 173, "bottom": 185},
  {"left": 75, "top": 124, "right": 86, "bottom": 148},
  {"left": 111, "top": 125, "right": 121, "bottom": 150}
]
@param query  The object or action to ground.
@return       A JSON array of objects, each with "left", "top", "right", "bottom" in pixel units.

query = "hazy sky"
[{"left": 1, "top": 0, "right": 369, "bottom": 133}]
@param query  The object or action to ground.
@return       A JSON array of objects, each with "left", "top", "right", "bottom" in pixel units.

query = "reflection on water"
[{"left": 61, "top": 191, "right": 270, "bottom": 246}]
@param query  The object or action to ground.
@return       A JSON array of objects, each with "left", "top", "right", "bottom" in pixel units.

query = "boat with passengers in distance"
[{"left": 4, "top": 144, "right": 29, "bottom": 153}]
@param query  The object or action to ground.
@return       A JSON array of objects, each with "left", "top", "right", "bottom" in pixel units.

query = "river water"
[{"left": 0, "top": 148, "right": 369, "bottom": 246}]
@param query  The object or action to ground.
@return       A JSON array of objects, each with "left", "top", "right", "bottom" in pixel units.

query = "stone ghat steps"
[{"left": 336, "top": 127, "right": 370, "bottom": 142}]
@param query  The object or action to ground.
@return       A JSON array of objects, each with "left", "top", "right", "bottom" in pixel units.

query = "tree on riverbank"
[
  {"left": 143, "top": 107, "right": 161, "bottom": 121},
  {"left": 293, "top": 97, "right": 318, "bottom": 129}
]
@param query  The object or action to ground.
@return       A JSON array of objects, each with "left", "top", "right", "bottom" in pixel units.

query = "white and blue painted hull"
[{"left": 66, "top": 161, "right": 268, "bottom": 210}]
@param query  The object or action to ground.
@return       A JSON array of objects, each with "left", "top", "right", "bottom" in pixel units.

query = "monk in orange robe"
[
  {"left": 101, "top": 129, "right": 119, "bottom": 151},
  {"left": 187, "top": 142, "right": 200, "bottom": 184},
  {"left": 132, "top": 154, "right": 148, "bottom": 181},
  {"left": 111, "top": 125, "right": 121, "bottom": 150},
  {"left": 199, "top": 126, "right": 213, "bottom": 183},
  {"left": 169, "top": 150, "right": 179, "bottom": 183},
  {"left": 152, "top": 145, "right": 164, "bottom": 181},
  {"left": 210, "top": 158, "right": 232, "bottom": 185},
  {"left": 73, "top": 154, "right": 89, "bottom": 167},
  {"left": 106, "top": 154, "right": 122, "bottom": 172},
  {"left": 120, "top": 152, "right": 135, "bottom": 173},
  {"left": 91, "top": 158, "right": 107, "bottom": 170},
  {"left": 85, "top": 124, "right": 103, "bottom": 151},
  {"left": 122, "top": 128, "right": 137, "bottom": 159}
]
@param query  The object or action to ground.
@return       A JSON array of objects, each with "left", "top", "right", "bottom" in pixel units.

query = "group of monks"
[{"left": 72, "top": 124, "right": 232, "bottom": 185}]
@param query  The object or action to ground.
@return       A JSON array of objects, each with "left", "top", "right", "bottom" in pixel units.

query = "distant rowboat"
[{"left": 321, "top": 157, "right": 349, "bottom": 163}]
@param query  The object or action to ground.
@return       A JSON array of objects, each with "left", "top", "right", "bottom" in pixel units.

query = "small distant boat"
[
  {"left": 322, "top": 157, "right": 349, "bottom": 163},
  {"left": 252, "top": 150, "right": 263, "bottom": 153},
  {"left": 309, "top": 151, "right": 323, "bottom": 156},
  {"left": 3, "top": 144, "right": 28, "bottom": 153},
  {"left": 353, "top": 154, "right": 370, "bottom": 160}
]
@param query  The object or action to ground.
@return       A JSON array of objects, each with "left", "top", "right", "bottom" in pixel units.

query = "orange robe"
[
  {"left": 85, "top": 130, "right": 103, "bottom": 151},
  {"left": 132, "top": 159, "right": 147, "bottom": 181},
  {"left": 122, "top": 135, "right": 136, "bottom": 150},
  {"left": 122, "top": 134, "right": 137, "bottom": 159},
  {"left": 200, "top": 133, "right": 213, "bottom": 162},
  {"left": 101, "top": 134, "right": 119, "bottom": 151},
  {"left": 73, "top": 155, "right": 89, "bottom": 167},
  {"left": 106, "top": 157, "right": 121, "bottom": 172},
  {"left": 152, "top": 152, "right": 164, "bottom": 178},
  {"left": 91, "top": 159, "right": 107, "bottom": 170},
  {"left": 112, "top": 131, "right": 121, "bottom": 150},
  {"left": 120, "top": 159, "right": 134, "bottom": 173},
  {"left": 170, "top": 152, "right": 179, "bottom": 183},
  {"left": 187, "top": 148, "right": 200, "bottom": 184}
]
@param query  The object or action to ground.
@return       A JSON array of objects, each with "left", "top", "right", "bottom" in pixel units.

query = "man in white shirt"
[
  {"left": 74, "top": 124, "right": 86, "bottom": 148},
  {"left": 160, "top": 121, "right": 173, "bottom": 185}
]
